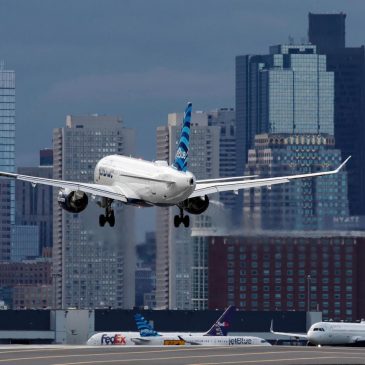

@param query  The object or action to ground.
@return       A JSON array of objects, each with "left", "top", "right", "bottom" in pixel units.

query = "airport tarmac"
[{"left": 0, "top": 345, "right": 364, "bottom": 365}]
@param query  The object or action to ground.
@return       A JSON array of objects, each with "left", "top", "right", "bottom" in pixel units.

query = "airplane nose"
[{"left": 307, "top": 331, "right": 318, "bottom": 344}]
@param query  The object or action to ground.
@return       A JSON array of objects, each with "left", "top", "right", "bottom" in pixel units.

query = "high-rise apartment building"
[
  {"left": 244, "top": 133, "right": 349, "bottom": 230},
  {"left": 0, "top": 64, "right": 15, "bottom": 261},
  {"left": 308, "top": 13, "right": 365, "bottom": 216},
  {"left": 155, "top": 108, "right": 235, "bottom": 309},
  {"left": 53, "top": 115, "right": 135, "bottom": 309}
]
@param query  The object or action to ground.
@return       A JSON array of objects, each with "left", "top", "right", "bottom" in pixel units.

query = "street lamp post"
[
  {"left": 52, "top": 273, "right": 61, "bottom": 309},
  {"left": 307, "top": 274, "right": 311, "bottom": 312}
]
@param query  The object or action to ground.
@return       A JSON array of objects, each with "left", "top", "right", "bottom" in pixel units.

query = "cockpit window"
[{"left": 313, "top": 327, "right": 325, "bottom": 332}]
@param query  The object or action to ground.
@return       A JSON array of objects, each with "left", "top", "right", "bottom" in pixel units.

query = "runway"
[{"left": 0, "top": 345, "right": 364, "bottom": 365}]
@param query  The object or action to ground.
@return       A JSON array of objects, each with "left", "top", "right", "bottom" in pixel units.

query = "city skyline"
[
  {"left": 0, "top": 2, "right": 364, "bottom": 314},
  {"left": 0, "top": 1, "right": 364, "bottom": 168}
]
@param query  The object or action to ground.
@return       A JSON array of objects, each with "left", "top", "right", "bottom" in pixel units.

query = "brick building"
[
  {"left": 208, "top": 232, "right": 365, "bottom": 321},
  {"left": 0, "top": 258, "right": 52, "bottom": 308}
]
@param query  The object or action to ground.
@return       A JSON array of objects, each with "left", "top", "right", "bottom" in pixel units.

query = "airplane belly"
[{"left": 138, "top": 182, "right": 193, "bottom": 205}]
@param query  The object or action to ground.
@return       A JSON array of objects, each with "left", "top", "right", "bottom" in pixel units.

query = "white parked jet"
[
  {"left": 0, "top": 103, "right": 351, "bottom": 228},
  {"left": 271, "top": 320, "right": 365, "bottom": 346}
]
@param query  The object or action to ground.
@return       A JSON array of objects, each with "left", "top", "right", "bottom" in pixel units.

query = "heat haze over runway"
[{"left": 0, "top": 345, "right": 364, "bottom": 365}]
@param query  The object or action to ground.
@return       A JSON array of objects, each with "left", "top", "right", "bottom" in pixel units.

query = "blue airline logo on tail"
[
  {"left": 134, "top": 313, "right": 161, "bottom": 337},
  {"left": 172, "top": 102, "right": 192, "bottom": 172}
]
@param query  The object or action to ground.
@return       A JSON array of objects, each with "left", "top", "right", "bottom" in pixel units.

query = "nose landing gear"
[
  {"left": 174, "top": 208, "right": 190, "bottom": 228},
  {"left": 98, "top": 198, "right": 115, "bottom": 227}
]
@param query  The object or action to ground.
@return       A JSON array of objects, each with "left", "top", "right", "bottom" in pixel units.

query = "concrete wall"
[
  {"left": 51, "top": 309, "right": 94, "bottom": 344},
  {"left": 0, "top": 309, "right": 320, "bottom": 344}
]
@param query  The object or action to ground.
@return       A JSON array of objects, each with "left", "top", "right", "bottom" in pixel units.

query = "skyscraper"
[
  {"left": 155, "top": 108, "right": 235, "bottom": 309},
  {"left": 244, "top": 133, "right": 348, "bottom": 231},
  {"left": 53, "top": 115, "right": 135, "bottom": 309},
  {"left": 0, "top": 63, "right": 15, "bottom": 261},
  {"left": 236, "top": 44, "right": 334, "bottom": 171},
  {"left": 235, "top": 45, "right": 334, "bottom": 223},
  {"left": 308, "top": 12, "right": 365, "bottom": 216}
]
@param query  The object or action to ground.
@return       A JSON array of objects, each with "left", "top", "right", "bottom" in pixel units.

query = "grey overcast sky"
[{"left": 1, "top": 0, "right": 364, "bottom": 166}]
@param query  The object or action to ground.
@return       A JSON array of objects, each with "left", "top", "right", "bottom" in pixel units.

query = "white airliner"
[
  {"left": 87, "top": 306, "right": 271, "bottom": 347},
  {"left": 87, "top": 306, "right": 235, "bottom": 346},
  {"left": 0, "top": 103, "right": 351, "bottom": 228},
  {"left": 177, "top": 335, "right": 271, "bottom": 347},
  {"left": 271, "top": 320, "right": 365, "bottom": 346}
]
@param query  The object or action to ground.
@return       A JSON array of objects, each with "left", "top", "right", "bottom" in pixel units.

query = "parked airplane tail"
[
  {"left": 204, "top": 305, "right": 235, "bottom": 336},
  {"left": 134, "top": 313, "right": 161, "bottom": 337},
  {"left": 172, "top": 102, "right": 192, "bottom": 172}
]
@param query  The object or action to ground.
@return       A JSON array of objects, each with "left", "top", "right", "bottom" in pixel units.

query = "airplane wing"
[
  {"left": 178, "top": 336, "right": 201, "bottom": 345},
  {"left": 270, "top": 320, "right": 308, "bottom": 340},
  {"left": 0, "top": 171, "right": 129, "bottom": 202},
  {"left": 190, "top": 156, "right": 351, "bottom": 198}
]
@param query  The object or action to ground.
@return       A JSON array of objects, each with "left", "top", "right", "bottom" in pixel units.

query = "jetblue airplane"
[
  {"left": 132, "top": 309, "right": 270, "bottom": 346},
  {"left": 0, "top": 103, "right": 351, "bottom": 228},
  {"left": 87, "top": 305, "right": 235, "bottom": 346},
  {"left": 271, "top": 320, "right": 365, "bottom": 347}
]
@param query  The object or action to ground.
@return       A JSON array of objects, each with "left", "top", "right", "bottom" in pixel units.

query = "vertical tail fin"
[
  {"left": 134, "top": 313, "right": 161, "bottom": 337},
  {"left": 204, "top": 305, "right": 235, "bottom": 336},
  {"left": 172, "top": 102, "right": 192, "bottom": 172}
]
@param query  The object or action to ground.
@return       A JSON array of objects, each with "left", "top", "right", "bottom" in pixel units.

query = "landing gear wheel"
[
  {"left": 174, "top": 208, "right": 190, "bottom": 228},
  {"left": 174, "top": 215, "right": 181, "bottom": 227},
  {"left": 99, "top": 214, "right": 106, "bottom": 227},
  {"left": 99, "top": 199, "right": 115, "bottom": 227},
  {"left": 109, "top": 211, "right": 115, "bottom": 227}
]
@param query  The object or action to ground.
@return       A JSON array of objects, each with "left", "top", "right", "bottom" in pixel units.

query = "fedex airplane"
[
  {"left": 0, "top": 103, "right": 351, "bottom": 228},
  {"left": 87, "top": 305, "right": 235, "bottom": 346},
  {"left": 271, "top": 320, "right": 365, "bottom": 347}
]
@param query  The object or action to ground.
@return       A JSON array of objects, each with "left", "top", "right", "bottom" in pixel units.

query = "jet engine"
[
  {"left": 178, "top": 195, "right": 209, "bottom": 215},
  {"left": 57, "top": 189, "right": 88, "bottom": 213}
]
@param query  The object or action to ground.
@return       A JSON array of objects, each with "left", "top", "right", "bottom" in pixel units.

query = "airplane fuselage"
[
  {"left": 86, "top": 332, "right": 271, "bottom": 346},
  {"left": 94, "top": 155, "right": 196, "bottom": 206},
  {"left": 308, "top": 322, "right": 365, "bottom": 346},
  {"left": 181, "top": 335, "right": 271, "bottom": 346}
]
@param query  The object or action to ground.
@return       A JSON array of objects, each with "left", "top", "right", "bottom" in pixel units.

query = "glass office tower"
[
  {"left": 235, "top": 45, "right": 334, "bottom": 223},
  {"left": 236, "top": 44, "right": 334, "bottom": 175},
  {"left": 308, "top": 13, "right": 365, "bottom": 216},
  {"left": 0, "top": 65, "right": 15, "bottom": 261}
]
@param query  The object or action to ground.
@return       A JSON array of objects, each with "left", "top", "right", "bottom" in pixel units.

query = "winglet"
[
  {"left": 172, "top": 102, "right": 192, "bottom": 172},
  {"left": 335, "top": 156, "right": 351, "bottom": 173},
  {"left": 270, "top": 319, "right": 274, "bottom": 333}
]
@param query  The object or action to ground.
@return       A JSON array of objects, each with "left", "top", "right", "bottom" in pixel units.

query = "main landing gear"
[
  {"left": 99, "top": 198, "right": 115, "bottom": 227},
  {"left": 174, "top": 208, "right": 190, "bottom": 228}
]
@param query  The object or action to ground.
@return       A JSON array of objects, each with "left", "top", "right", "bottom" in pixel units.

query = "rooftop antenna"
[
  {"left": 288, "top": 35, "right": 294, "bottom": 45},
  {"left": 0, "top": 60, "right": 4, "bottom": 71}
]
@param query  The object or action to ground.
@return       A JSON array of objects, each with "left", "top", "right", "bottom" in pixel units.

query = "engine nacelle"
[
  {"left": 178, "top": 195, "right": 209, "bottom": 215},
  {"left": 57, "top": 189, "right": 88, "bottom": 213}
]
